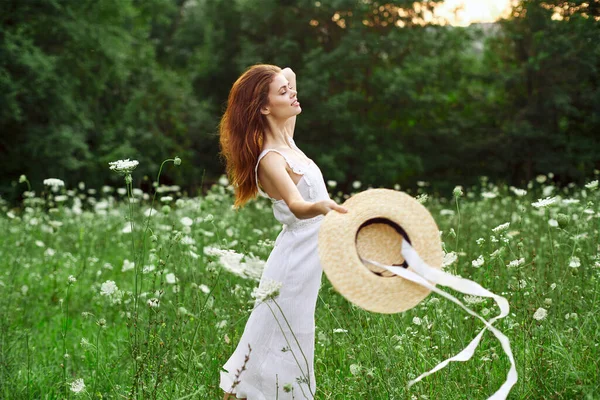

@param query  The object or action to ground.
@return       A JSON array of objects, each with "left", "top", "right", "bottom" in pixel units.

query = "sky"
[{"left": 429, "top": 0, "right": 517, "bottom": 26}]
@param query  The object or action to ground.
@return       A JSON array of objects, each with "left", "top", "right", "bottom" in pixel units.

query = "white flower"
[
  {"left": 532, "top": 196, "right": 557, "bottom": 208},
  {"left": 333, "top": 328, "right": 348, "bottom": 333},
  {"left": 476, "top": 238, "right": 485, "bottom": 245},
  {"left": 100, "top": 280, "right": 118, "bottom": 296},
  {"left": 585, "top": 180, "right": 598, "bottom": 190},
  {"left": 544, "top": 298, "right": 552, "bottom": 306},
  {"left": 165, "top": 273, "right": 177, "bottom": 284},
  {"left": 568, "top": 256, "right": 581, "bottom": 268},
  {"left": 43, "top": 178, "right": 65, "bottom": 188},
  {"left": 481, "top": 191, "right": 497, "bottom": 199},
  {"left": 121, "top": 259, "right": 135, "bottom": 272},
  {"left": 204, "top": 247, "right": 265, "bottom": 281},
  {"left": 464, "top": 295, "right": 486, "bottom": 305},
  {"left": 471, "top": 255, "right": 484, "bottom": 268},
  {"left": 251, "top": 278, "right": 283, "bottom": 303},
  {"left": 147, "top": 298, "right": 160, "bottom": 308},
  {"left": 327, "top": 180, "right": 337, "bottom": 188},
  {"left": 550, "top": 283, "right": 557, "bottom": 291},
  {"left": 548, "top": 219, "right": 558, "bottom": 227},
  {"left": 349, "top": 364, "right": 362, "bottom": 376},
  {"left": 533, "top": 307, "right": 547, "bottom": 321},
  {"left": 453, "top": 186, "right": 463, "bottom": 197},
  {"left": 440, "top": 209, "right": 455, "bottom": 216},
  {"left": 180, "top": 236, "right": 196, "bottom": 245},
  {"left": 70, "top": 378, "right": 85, "bottom": 394},
  {"left": 442, "top": 252, "right": 457, "bottom": 268},
  {"left": 510, "top": 187, "right": 527, "bottom": 197},
  {"left": 412, "top": 316, "right": 422, "bottom": 325},
  {"left": 68, "top": 275, "right": 77, "bottom": 284},
  {"left": 199, "top": 284, "right": 210, "bottom": 294},
  {"left": 562, "top": 198, "right": 580, "bottom": 205},
  {"left": 180, "top": 216, "right": 193, "bottom": 227},
  {"left": 536, "top": 174, "right": 547, "bottom": 183},
  {"left": 142, "top": 264, "right": 156, "bottom": 274},
  {"left": 160, "top": 196, "right": 173, "bottom": 203},
  {"left": 507, "top": 258, "right": 525, "bottom": 268},
  {"left": 108, "top": 159, "right": 139, "bottom": 175},
  {"left": 492, "top": 222, "right": 510, "bottom": 233},
  {"left": 352, "top": 181, "right": 361, "bottom": 189}
]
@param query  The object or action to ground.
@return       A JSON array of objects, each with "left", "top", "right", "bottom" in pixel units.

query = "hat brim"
[{"left": 318, "top": 189, "right": 443, "bottom": 314}]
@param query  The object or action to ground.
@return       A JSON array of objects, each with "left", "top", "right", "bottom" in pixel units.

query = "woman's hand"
[
  {"left": 281, "top": 67, "right": 296, "bottom": 82},
  {"left": 315, "top": 199, "right": 349, "bottom": 216}
]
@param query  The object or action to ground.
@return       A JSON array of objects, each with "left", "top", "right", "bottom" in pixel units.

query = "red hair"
[{"left": 218, "top": 64, "right": 282, "bottom": 210}]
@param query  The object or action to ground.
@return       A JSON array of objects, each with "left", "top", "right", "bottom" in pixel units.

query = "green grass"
[{"left": 1, "top": 170, "right": 599, "bottom": 399}]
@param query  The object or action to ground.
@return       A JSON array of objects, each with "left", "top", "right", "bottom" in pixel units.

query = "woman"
[{"left": 218, "top": 64, "right": 348, "bottom": 400}]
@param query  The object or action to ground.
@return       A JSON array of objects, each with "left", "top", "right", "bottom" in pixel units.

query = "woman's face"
[{"left": 262, "top": 72, "right": 301, "bottom": 120}]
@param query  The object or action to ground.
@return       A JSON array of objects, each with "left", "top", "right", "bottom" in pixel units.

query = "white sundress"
[{"left": 219, "top": 135, "right": 330, "bottom": 400}]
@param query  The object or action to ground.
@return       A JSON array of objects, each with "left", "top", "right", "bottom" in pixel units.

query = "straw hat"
[{"left": 317, "top": 188, "right": 443, "bottom": 314}]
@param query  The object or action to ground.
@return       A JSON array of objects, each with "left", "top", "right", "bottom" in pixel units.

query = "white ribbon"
[{"left": 360, "top": 239, "right": 517, "bottom": 400}]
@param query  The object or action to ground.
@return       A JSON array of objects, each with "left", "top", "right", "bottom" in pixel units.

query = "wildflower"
[
  {"left": 492, "top": 222, "right": 510, "bottom": 233},
  {"left": 481, "top": 308, "right": 490, "bottom": 316},
  {"left": 180, "top": 216, "right": 193, "bottom": 227},
  {"left": 453, "top": 186, "right": 463, "bottom": 198},
  {"left": 160, "top": 196, "right": 173, "bottom": 203},
  {"left": 415, "top": 193, "right": 428, "bottom": 204},
  {"left": 147, "top": 298, "right": 160, "bottom": 308},
  {"left": 80, "top": 337, "right": 92, "bottom": 349},
  {"left": 536, "top": 175, "right": 547, "bottom": 183},
  {"left": 199, "top": 284, "right": 210, "bottom": 294},
  {"left": 442, "top": 251, "right": 457, "bottom": 267},
  {"left": 349, "top": 364, "right": 362, "bottom": 376},
  {"left": 585, "top": 180, "right": 598, "bottom": 190},
  {"left": 68, "top": 275, "right": 77, "bottom": 284},
  {"left": 464, "top": 295, "right": 486, "bottom": 305},
  {"left": 19, "top": 174, "right": 27, "bottom": 183},
  {"left": 440, "top": 209, "right": 455, "bottom": 216},
  {"left": 333, "top": 328, "right": 348, "bottom": 333},
  {"left": 532, "top": 196, "right": 557, "bottom": 209},
  {"left": 472, "top": 255, "right": 484, "bottom": 268},
  {"left": 327, "top": 180, "right": 337, "bottom": 188},
  {"left": 481, "top": 191, "right": 497, "bottom": 199},
  {"left": 43, "top": 178, "right": 65, "bottom": 188},
  {"left": 569, "top": 256, "right": 581, "bottom": 268},
  {"left": 506, "top": 258, "right": 525, "bottom": 268},
  {"left": 96, "top": 318, "right": 106, "bottom": 327},
  {"left": 550, "top": 283, "right": 557, "bottom": 291},
  {"left": 251, "top": 278, "right": 282, "bottom": 303},
  {"left": 533, "top": 308, "right": 548, "bottom": 321},
  {"left": 121, "top": 259, "right": 135, "bottom": 272},
  {"left": 165, "top": 273, "right": 177, "bottom": 284},
  {"left": 412, "top": 316, "right": 422, "bottom": 325},
  {"left": 173, "top": 156, "right": 182, "bottom": 166},
  {"left": 108, "top": 159, "right": 139, "bottom": 175},
  {"left": 352, "top": 181, "right": 361, "bottom": 189},
  {"left": 100, "top": 280, "right": 118, "bottom": 296},
  {"left": 510, "top": 187, "right": 527, "bottom": 197},
  {"left": 70, "top": 378, "right": 85, "bottom": 394},
  {"left": 476, "top": 238, "right": 485, "bottom": 246},
  {"left": 544, "top": 298, "right": 552, "bottom": 306}
]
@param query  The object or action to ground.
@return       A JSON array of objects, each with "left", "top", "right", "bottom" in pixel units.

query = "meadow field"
[{"left": 1, "top": 160, "right": 599, "bottom": 399}]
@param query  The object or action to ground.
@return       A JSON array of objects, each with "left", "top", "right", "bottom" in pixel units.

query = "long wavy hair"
[{"left": 219, "top": 64, "right": 282, "bottom": 210}]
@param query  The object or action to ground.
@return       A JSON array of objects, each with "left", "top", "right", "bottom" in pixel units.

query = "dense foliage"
[{"left": 1, "top": 0, "right": 599, "bottom": 200}]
